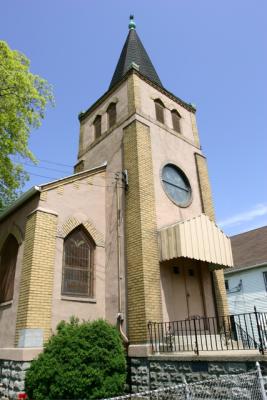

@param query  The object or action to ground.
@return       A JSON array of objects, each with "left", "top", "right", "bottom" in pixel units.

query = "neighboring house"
[
  {"left": 225, "top": 226, "right": 267, "bottom": 314},
  {"left": 224, "top": 226, "right": 267, "bottom": 349}
]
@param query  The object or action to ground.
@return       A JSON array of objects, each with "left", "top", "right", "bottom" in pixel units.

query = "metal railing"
[{"left": 148, "top": 307, "right": 267, "bottom": 355}]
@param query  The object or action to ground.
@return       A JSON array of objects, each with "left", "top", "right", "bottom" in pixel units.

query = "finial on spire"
[{"left": 129, "top": 15, "right": 136, "bottom": 30}]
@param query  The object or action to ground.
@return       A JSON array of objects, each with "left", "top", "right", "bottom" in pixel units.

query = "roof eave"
[
  {"left": 224, "top": 261, "right": 267, "bottom": 275},
  {"left": 0, "top": 186, "right": 41, "bottom": 222}
]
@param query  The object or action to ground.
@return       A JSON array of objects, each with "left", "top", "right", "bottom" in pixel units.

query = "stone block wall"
[
  {"left": 0, "top": 360, "right": 30, "bottom": 399},
  {"left": 129, "top": 357, "right": 267, "bottom": 393}
]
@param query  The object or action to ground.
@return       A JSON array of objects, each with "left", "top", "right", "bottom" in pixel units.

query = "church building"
[{"left": 0, "top": 16, "right": 237, "bottom": 396}]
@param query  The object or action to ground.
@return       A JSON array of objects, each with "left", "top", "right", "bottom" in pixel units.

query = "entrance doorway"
[{"left": 160, "top": 260, "right": 205, "bottom": 323}]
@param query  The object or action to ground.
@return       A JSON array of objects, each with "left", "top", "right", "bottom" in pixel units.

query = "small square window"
[
  {"left": 225, "top": 280, "right": 229, "bottom": 291},
  {"left": 188, "top": 269, "right": 194, "bottom": 276}
]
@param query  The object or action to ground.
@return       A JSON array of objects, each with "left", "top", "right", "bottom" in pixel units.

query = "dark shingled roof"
[
  {"left": 109, "top": 28, "right": 162, "bottom": 90},
  {"left": 229, "top": 226, "right": 267, "bottom": 271}
]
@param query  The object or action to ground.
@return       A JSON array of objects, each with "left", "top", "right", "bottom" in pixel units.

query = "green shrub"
[{"left": 25, "top": 318, "right": 126, "bottom": 400}]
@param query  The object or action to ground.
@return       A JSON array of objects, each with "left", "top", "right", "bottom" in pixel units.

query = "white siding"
[{"left": 226, "top": 265, "right": 267, "bottom": 314}]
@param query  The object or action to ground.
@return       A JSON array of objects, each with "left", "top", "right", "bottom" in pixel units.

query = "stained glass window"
[{"left": 62, "top": 228, "right": 94, "bottom": 297}]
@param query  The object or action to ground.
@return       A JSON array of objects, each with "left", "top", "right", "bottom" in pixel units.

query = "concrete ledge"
[
  {"left": 0, "top": 347, "right": 43, "bottom": 361},
  {"left": 128, "top": 344, "right": 152, "bottom": 357},
  {"left": 149, "top": 350, "right": 267, "bottom": 362}
]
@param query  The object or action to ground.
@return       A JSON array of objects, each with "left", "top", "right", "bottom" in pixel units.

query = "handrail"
[
  {"left": 148, "top": 309, "right": 267, "bottom": 354},
  {"left": 234, "top": 320, "right": 259, "bottom": 349}
]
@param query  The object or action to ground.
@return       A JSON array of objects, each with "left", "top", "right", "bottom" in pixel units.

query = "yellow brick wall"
[
  {"left": 127, "top": 73, "right": 141, "bottom": 115},
  {"left": 123, "top": 120, "right": 163, "bottom": 344},
  {"left": 195, "top": 153, "right": 229, "bottom": 317},
  {"left": 190, "top": 112, "right": 200, "bottom": 148},
  {"left": 15, "top": 209, "right": 57, "bottom": 345}
]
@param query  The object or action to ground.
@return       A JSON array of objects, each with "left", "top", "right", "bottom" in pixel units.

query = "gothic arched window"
[
  {"left": 171, "top": 110, "right": 181, "bottom": 133},
  {"left": 154, "top": 99, "right": 165, "bottom": 124},
  {"left": 0, "top": 235, "right": 19, "bottom": 303},
  {"left": 93, "top": 115, "right": 101, "bottom": 139},
  {"left": 107, "top": 102, "right": 117, "bottom": 129},
  {"left": 62, "top": 227, "right": 94, "bottom": 297}
]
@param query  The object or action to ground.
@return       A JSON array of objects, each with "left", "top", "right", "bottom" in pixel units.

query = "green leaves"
[
  {"left": 0, "top": 41, "right": 54, "bottom": 211},
  {"left": 25, "top": 319, "right": 127, "bottom": 400}
]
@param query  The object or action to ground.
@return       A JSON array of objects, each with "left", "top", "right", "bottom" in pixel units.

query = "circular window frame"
[{"left": 160, "top": 163, "right": 192, "bottom": 208}]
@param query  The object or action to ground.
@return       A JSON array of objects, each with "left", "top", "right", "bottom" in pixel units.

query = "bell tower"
[{"left": 76, "top": 16, "right": 232, "bottom": 347}]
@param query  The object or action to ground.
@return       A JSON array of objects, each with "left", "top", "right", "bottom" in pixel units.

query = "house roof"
[
  {"left": 109, "top": 16, "right": 162, "bottom": 90},
  {"left": 228, "top": 226, "right": 267, "bottom": 273}
]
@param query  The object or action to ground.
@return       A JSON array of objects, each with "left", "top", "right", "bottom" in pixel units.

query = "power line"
[
  {"left": 22, "top": 162, "right": 71, "bottom": 174},
  {"left": 37, "top": 159, "right": 73, "bottom": 168}
]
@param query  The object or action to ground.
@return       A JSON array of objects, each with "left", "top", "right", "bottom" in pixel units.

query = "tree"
[
  {"left": 25, "top": 318, "right": 127, "bottom": 400},
  {"left": 0, "top": 40, "right": 54, "bottom": 211}
]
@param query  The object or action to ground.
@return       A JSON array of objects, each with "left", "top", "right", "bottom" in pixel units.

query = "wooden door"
[
  {"left": 160, "top": 262, "right": 205, "bottom": 323},
  {"left": 184, "top": 263, "right": 204, "bottom": 320}
]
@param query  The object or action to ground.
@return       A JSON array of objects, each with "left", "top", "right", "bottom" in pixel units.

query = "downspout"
[{"left": 115, "top": 173, "right": 129, "bottom": 345}]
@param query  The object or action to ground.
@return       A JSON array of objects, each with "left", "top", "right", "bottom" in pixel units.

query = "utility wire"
[
  {"left": 36, "top": 158, "right": 73, "bottom": 168},
  {"left": 22, "top": 162, "right": 71, "bottom": 174}
]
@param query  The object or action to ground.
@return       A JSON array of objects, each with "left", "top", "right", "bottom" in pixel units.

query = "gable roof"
[
  {"left": 109, "top": 22, "right": 162, "bottom": 90},
  {"left": 0, "top": 163, "right": 106, "bottom": 222},
  {"left": 228, "top": 226, "right": 267, "bottom": 272}
]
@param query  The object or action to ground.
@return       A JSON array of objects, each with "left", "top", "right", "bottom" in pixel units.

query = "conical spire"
[{"left": 109, "top": 16, "right": 162, "bottom": 89}]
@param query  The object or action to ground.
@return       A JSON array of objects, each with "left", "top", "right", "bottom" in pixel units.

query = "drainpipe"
[{"left": 115, "top": 173, "right": 129, "bottom": 345}]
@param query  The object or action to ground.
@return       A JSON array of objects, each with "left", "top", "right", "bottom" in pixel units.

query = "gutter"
[
  {"left": 224, "top": 262, "right": 267, "bottom": 275},
  {"left": 0, "top": 186, "right": 41, "bottom": 222}
]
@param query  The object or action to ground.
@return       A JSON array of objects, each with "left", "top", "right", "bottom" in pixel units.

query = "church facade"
[{"left": 0, "top": 17, "right": 236, "bottom": 394}]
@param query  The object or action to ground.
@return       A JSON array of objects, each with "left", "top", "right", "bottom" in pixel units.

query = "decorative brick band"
[
  {"left": 123, "top": 120, "right": 163, "bottom": 344},
  {"left": 15, "top": 209, "right": 58, "bottom": 345},
  {"left": 60, "top": 216, "right": 104, "bottom": 247}
]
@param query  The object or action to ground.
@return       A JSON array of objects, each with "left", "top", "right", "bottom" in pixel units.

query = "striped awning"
[{"left": 158, "top": 214, "right": 233, "bottom": 269}]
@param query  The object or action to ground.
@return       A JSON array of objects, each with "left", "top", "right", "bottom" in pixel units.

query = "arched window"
[
  {"left": 154, "top": 99, "right": 165, "bottom": 124},
  {"left": 107, "top": 102, "right": 117, "bottom": 129},
  {"left": 62, "top": 227, "right": 94, "bottom": 297},
  {"left": 171, "top": 110, "right": 181, "bottom": 133},
  {"left": 0, "top": 235, "right": 19, "bottom": 303},
  {"left": 93, "top": 115, "right": 101, "bottom": 139}
]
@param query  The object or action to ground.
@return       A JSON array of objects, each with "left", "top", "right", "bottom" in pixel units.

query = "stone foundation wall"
[
  {"left": 129, "top": 357, "right": 267, "bottom": 392},
  {"left": 0, "top": 360, "right": 30, "bottom": 400}
]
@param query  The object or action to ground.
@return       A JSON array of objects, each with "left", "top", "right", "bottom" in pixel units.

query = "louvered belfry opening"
[
  {"left": 93, "top": 115, "right": 101, "bottom": 139},
  {"left": 155, "top": 99, "right": 165, "bottom": 124},
  {"left": 0, "top": 234, "right": 19, "bottom": 303},
  {"left": 107, "top": 102, "right": 117, "bottom": 129},
  {"left": 62, "top": 227, "right": 94, "bottom": 297},
  {"left": 171, "top": 109, "right": 181, "bottom": 133}
]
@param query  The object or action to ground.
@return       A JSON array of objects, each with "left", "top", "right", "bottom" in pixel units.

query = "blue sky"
[{"left": 1, "top": 0, "right": 267, "bottom": 236}]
